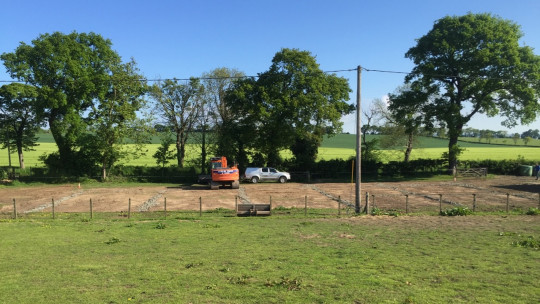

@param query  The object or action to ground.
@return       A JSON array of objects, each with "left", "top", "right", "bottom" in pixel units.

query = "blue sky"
[{"left": 1, "top": 0, "right": 540, "bottom": 134}]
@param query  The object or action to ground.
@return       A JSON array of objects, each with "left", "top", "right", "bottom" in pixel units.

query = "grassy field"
[
  {"left": 0, "top": 213, "right": 538, "bottom": 303},
  {"left": 2, "top": 133, "right": 540, "bottom": 168}
]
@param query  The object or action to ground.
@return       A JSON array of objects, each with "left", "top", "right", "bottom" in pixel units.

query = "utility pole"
[{"left": 355, "top": 66, "right": 362, "bottom": 214}]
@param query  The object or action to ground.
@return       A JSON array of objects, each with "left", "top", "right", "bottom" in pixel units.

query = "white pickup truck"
[{"left": 243, "top": 167, "right": 291, "bottom": 183}]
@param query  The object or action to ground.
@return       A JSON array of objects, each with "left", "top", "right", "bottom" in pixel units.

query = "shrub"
[
  {"left": 525, "top": 208, "right": 540, "bottom": 215},
  {"left": 440, "top": 207, "right": 472, "bottom": 216}
]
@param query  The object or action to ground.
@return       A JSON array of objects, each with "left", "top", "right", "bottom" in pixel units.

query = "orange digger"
[{"left": 209, "top": 156, "right": 240, "bottom": 190}]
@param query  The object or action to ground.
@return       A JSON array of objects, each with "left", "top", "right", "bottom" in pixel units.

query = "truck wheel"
[
  {"left": 232, "top": 180, "right": 240, "bottom": 189},
  {"left": 278, "top": 176, "right": 287, "bottom": 183},
  {"left": 251, "top": 176, "right": 259, "bottom": 184}
]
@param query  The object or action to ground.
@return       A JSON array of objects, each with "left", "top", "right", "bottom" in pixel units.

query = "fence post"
[
  {"left": 269, "top": 195, "right": 272, "bottom": 214},
  {"left": 199, "top": 197, "right": 202, "bottom": 217},
  {"left": 365, "top": 192, "right": 369, "bottom": 214},
  {"left": 52, "top": 198, "right": 55, "bottom": 219},
  {"left": 473, "top": 194, "right": 477, "bottom": 212},
  {"left": 405, "top": 194, "right": 409, "bottom": 214},
  {"left": 304, "top": 195, "right": 307, "bottom": 216},
  {"left": 128, "top": 198, "right": 131, "bottom": 219},
  {"left": 90, "top": 198, "right": 93, "bottom": 219},
  {"left": 372, "top": 194, "right": 376, "bottom": 210},
  {"left": 338, "top": 195, "right": 341, "bottom": 216},
  {"left": 235, "top": 196, "right": 238, "bottom": 213},
  {"left": 13, "top": 198, "right": 17, "bottom": 219},
  {"left": 506, "top": 193, "right": 510, "bottom": 214},
  {"left": 164, "top": 197, "right": 167, "bottom": 219},
  {"left": 439, "top": 194, "right": 443, "bottom": 214}
]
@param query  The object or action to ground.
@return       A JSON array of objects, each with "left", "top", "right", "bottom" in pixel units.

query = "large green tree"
[
  {"left": 81, "top": 59, "right": 148, "bottom": 180},
  {"left": 400, "top": 13, "right": 540, "bottom": 169},
  {"left": 198, "top": 67, "right": 245, "bottom": 172},
  {"left": 150, "top": 78, "right": 203, "bottom": 168},
  {"left": 0, "top": 83, "right": 43, "bottom": 169},
  {"left": 1, "top": 31, "right": 123, "bottom": 171},
  {"left": 226, "top": 48, "right": 353, "bottom": 169},
  {"left": 386, "top": 85, "right": 431, "bottom": 162}
]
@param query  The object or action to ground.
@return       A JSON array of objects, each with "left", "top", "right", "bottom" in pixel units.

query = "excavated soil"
[{"left": 1, "top": 175, "right": 539, "bottom": 215}]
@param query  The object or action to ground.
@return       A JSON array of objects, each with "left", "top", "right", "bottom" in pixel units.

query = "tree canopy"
[
  {"left": 394, "top": 13, "right": 540, "bottom": 169},
  {"left": 150, "top": 78, "right": 203, "bottom": 168},
  {"left": 1, "top": 31, "right": 124, "bottom": 171},
  {"left": 0, "top": 83, "right": 42, "bottom": 169},
  {"left": 81, "top": 58, "right": 148, "bottom": 180},
  {"left": 225, "top": 48, "right": 353, "bottom": 169}
]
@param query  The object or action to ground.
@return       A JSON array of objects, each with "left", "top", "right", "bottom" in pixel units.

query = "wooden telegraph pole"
[{"left": 355, "top": 66, "right": 362, "bottom": 214}]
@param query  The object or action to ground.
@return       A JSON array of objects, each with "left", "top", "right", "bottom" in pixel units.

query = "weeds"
[
  {"left": 227, "top": 275, "right": 251, "bottom": 285},
  {"left": 154, "top": 222, "right": 166, "bottom": 229},
  {"left": 185, "top": 262, "right": 203, "bottom": 269},
  {"left": 525, "top": 207, "right": 540, "bottom": 215},
  {"left": 265, "top": 277, "right": 303, "bottom": 291},
  {"left": 105, "top": 237, "right": 121, "bottom": 245},
  {"left": 512, "top": 236, "right": 539, "bottom": 249},
  {"left": 202, "top": 223, "right": 221, "bottom": 228},
  {"left": 440, "top": 207, "right": 472, "bottom": 216},
  {"left": 371, "top": 207, "right": 400, "bottom": 217}
]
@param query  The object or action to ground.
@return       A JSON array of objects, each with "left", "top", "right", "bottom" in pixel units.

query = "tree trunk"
[
  {"left": 102, "top": 156, "right": 107, "bottom": 181},
  {"left": 175, "top": 131, "right": 183, "bottom": 168},
  {"left": 17, "top": 145, "right": 24, "bottom": 169},
  {"left": 179, "top": 142, "right": 186, "bottom": 168},
  {"left": 403, "top": 132, "right": 413, "bottom": 163},
  {"left": 49, "top": 117, "right": 73, "bottom": 168},
  {"left": 447, "top": 121, "right": 464, "bottom": 171},
  {"left": 267, "top": 150, "right": 281, "bottom": 167},
  {"left": 448, "top": 134, "right": 459, "bottom": 171}
]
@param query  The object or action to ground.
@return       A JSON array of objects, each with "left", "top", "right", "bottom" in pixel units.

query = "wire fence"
[{"left": 2, "top": 188, "right": 539, "bottom": 220}]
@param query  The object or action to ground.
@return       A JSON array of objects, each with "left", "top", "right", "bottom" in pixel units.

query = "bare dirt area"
[{"left": 1, "top": 175, "right": 539, "bottom": 215}]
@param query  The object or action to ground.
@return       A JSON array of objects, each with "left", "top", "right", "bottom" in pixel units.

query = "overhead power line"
[
  {"left": 1, "top": 66, "right": 539, "bottom": 84},
  {"left": 0, "top": 68, "right": 359, "bottom": 83}
]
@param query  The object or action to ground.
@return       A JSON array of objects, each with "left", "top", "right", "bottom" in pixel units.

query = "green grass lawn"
[{"left": 0, "top": 214, "right": 538, "bottom": 303}]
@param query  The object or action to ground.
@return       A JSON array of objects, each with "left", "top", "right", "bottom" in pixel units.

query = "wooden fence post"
[
  {"left": 235, "top": 196, "right": 238, "bottom": 213},
  {"left": 128, "top": 198, "right": 131, "bottom": 219},
  {"left": 372, "top": 194, "right": 375, "bottom": 210},
  {"left": 365, "top": 192, "right": 369, "bottom": 214},
  {"left": 199, "top": 197, "right": 202, "bottom": 217},
  {"left": 164, "top": 197, "right": 167, "bottom": 218},
  {"left": 304, "top": 195, "right": 307, "bottom": 216},
  {"left": 338, "top": 195, "right": 341, "bottom": 216},
  {"left": 506, "top": 193, "right": 510, "bottom": 214},
  {"left": 13, "top": 198, "right": 17, "bottom": 219},
  {"left": 439, "top": 194, "right": 443, "bottom": 214},
  {"left": 405, "top": 194, "right": 409, "bottom": 214},
  {"left": 52, "top": 198, "right": 55, "bottom": 219},
  {"left": 472, "top": 194, "right": 477, "bottom": 212},
  {"left": 90, "top": 198, "right": 93, "bottom": 219}
]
